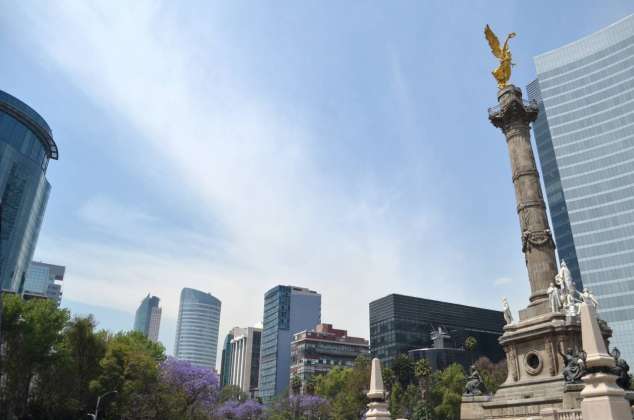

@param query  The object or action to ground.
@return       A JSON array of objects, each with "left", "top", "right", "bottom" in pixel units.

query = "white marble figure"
[
  {"left": 503, "top": 298, "right": 513, "bottom": 325},
  {"left": 581, "top": 288, "right": 599, "bottom": 308},
  {"left": 547, "top": 282, "right": 562, "bottom": 313},
  {"left": 564, "top": 288, "right": 581, "bottom": 317},
  {"left": 555, "top": 260, "right": 573, "bottom": 295}
]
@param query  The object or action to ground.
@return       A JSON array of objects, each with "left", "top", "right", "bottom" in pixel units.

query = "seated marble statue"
[
  {"left": 559, "top": 347, "right": 585, "bottom": 383},
  {"left": 464, "top": 365, "right": 487, "bottom": 396},
  {"left": 611, "top": 347, "right": 631, "bottom": 390}
]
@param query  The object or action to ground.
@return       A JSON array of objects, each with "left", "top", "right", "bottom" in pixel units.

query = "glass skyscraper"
[
  {"left": 174, "top": 288, "right": 221, "bottom": 369},
  {"left": 22, "top": 261, "right": 65, "bottom": 305},
  {"left": 133, "top": 294, "right": 162, "bottom": 342},
  {"left": 528, "top": 14, "right": 634, "bottom": 360},
  {"left": 258, "top": 285, "right": 321, "bottom": 401},
  {"left": 0, "top": 90, "right": 57, "bottom": 293}
]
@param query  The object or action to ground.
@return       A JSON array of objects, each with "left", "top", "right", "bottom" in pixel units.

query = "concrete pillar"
[{"left": 489, "top": 85, "right": 558, "bottom": 313}]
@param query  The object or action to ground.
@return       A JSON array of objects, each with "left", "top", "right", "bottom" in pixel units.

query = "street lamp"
[{"left": 87, "top": 390, "right": 118, "bottom": 420}]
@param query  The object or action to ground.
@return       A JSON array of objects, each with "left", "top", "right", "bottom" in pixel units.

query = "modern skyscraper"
[
  {"left": 369, "top": 294, "right": 505, "bottom": 367},
  {"left": 0, "top": 90, "right": 57, "bottom": 293},
  {"left": 174, "top": 288, "right": 221, "bottom": 369},
  {"left": 258, "top": 285, "right": 321, "bottom": 401},
  {"left": 133, "top": 294, "right": 162, "bottom": 342},
  {"left": 21, "top": 261, "right": 65, "bottom": 305},
  {"left": 290, "top": 323, "right": 369, "bottom": 393},
  {"left": 220, "top": 326, "right": 262, "bottom": 397},
  {"left": 528, "top": 14, "right": 634, "bottom": 360}
]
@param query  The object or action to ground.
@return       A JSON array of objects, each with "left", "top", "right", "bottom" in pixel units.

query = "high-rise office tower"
[
  {"left": 528, "top": 14, "right": 634, "bottom": 360},
  {"left": 220, "top": 326, "right": 262, "bottom": 397},
  {"left": 174, "top": 288, "right": 221, "bottom": 369},
  {"left": 0, "top": 90, "right": 58, "bottom": 292},
  {"left": 133, "top": 294, "right": 162, "bottom": 342},
  {"left": 258, "top": 286, "right": 321, "bottom": 401},
  {"left": 22, "top": 261, "right": 65, "bottom": 305}
]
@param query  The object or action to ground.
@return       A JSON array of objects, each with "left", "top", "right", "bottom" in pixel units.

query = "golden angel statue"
[{"left": 484, "top": 25, "right": 516, "bottom": 90}]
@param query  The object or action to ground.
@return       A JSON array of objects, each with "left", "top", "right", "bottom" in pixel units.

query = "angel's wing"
[{"left": 485, "top": 25, "right": 502, "bottom": 59}]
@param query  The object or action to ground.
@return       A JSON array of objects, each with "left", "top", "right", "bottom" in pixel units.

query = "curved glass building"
[
  {"left": 528, "top": 14, "right": 634, "bottom": 360},
  {"left": 0, "top": 90, "right": 58, "bottom": 292},
  {"left": 174, "top": 288, "right": 221, "bottom": 369}
]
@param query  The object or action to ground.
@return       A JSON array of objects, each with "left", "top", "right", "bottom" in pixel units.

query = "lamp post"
[{"left": 87, "top": 390, "right": 118, "bottom": 420}]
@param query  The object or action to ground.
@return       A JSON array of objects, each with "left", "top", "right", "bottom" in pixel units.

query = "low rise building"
[
  {"left": 220, "top": 326, "right": 262, "bottom": 397},
  {"left": 408, "top": 327, "right": 473, "bottom": 371},
  {"left": 21, "top": 261, "right": 65, "bottom": 305},
  {"left": 290, "top": 323, "right": 369, "bottom": 392}
]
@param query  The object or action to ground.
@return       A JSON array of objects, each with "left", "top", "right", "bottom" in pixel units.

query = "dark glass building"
[
  {"left": 528, "top": 14, "right": 634, "bottom": 361},
  {"left": 369, "top": 294, "right": 505, "bottom": 367},
  {"left": 133, "top": 294, "right": 162, "bottom": 342},
  {"left": 258, "top": 285, "right": 321, "bottom": 401},
  {"left": 0, "top": 90, "right": 58, "bottom": 293}
]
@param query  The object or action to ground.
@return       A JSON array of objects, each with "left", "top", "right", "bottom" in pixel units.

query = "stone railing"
[
  {"left": 540, "top": 408, "right": 582, "bottom": 420},
  {"left": 555, "top": 409, "right": 582, "bottom": 420}
]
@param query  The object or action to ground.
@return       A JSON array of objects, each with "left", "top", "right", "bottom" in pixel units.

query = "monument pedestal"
[
  {"left": 580, "top": 373, "right": 630, "bottom": 420},
  {"left": 460, "top": 395, "right": 491, "bottom": 420}
]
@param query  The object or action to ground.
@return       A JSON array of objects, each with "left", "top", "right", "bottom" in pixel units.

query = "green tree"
[
  {"left": 291, "top": 374, "right": 302, "bottom": 395},
  {"left": 415, "top": 358, "right": 432, "bottom": 400},
  {"left": 392, "top": 354, "right": 415, "bottom": 388},
  {"left": 90, "top": 330, "right": 166, "bottom": 419},
  {"left": 430, "top": 363, "right": 465, "bottom": 420},
  {"left": 313, "top": 354, "right": 370, "bottom": 420},
  {"left": 474, "top": 356, "right": 507, "bottom": 393},
  {"left": 219, "top": 384, "right": 249, "bottom": 403},
  {"left": 0, "top": 295, "right": 69, "bottom": 418},
  {"left": 382, "top": 367, "right": 395, "bottom": 393},
  {"left": 464, "top": 336, "right": 477, "bottom": 352}
]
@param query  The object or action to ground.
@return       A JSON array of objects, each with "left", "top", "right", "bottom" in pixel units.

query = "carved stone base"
[
  {"left": 562, "top": 383, "right": 584, "bottom": 410},
  {"left": 580, "top": 372, "right": 630, "bottom": 420},
  {"left": 365, "top": 401, "right": 391, "bottom": 420},
  {"left": 460, "top": 395, "right": 491, "bottom": 420}
]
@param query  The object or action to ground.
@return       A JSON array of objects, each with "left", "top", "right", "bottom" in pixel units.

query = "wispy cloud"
[
  {"left": 5, "top": 2, "right": 480, "bottom": 359},
  {"left": 494, "top": 277, "right": 513, "bottom": 286}
]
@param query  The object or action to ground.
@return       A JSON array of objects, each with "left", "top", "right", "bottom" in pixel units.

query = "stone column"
[{"left": 489, "top": 85, "right": 558, "bottom": 312}]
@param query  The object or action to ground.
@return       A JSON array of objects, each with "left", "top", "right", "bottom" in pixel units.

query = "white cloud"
[
  {"left": 8, "top": 2, "right": 473, "bottom": 362},
  {"left": 494, "top": 277, "right": 513, "bottom": 286}
]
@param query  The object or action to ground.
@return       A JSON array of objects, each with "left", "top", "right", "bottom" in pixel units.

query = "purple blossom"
[
  {"left": 218, "top": 399, "right": 264, "bottom": 419},
  {"left": 288, "top": 394, "right": 329, "bottom": 418},
  {"left": 160, "top": 357, "right": 220, "bottom": 410}
]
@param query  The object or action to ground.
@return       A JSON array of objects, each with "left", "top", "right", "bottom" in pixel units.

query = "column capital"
[{"left": 488, "top": 85, "right": 539, "bottom": 130}]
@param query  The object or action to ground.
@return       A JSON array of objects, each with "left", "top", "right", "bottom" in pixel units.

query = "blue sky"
[{"left": 1, "top": 1, "right": 632, "bottom": 363}]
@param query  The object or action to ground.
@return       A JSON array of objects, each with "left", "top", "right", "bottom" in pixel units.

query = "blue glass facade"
[
  {"left": 133, "top": 294, "right": 161, "bottom": 339},
  {"left": 22, "top": 261, "right": 65, "bottom": 305},
  {"left": 174, "top": 288, "right": 221, "bottom": 369},
  {"left": 529, "top": 14, "right": 634, "bottom": 361},
  {"left": 0, "top": 90, "right": 57, "bottom": 293},
  {"left": 258, "top": 285, "right": 321, "bottom": 401}
]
